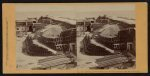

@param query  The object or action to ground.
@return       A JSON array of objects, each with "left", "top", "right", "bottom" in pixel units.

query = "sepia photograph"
[
  {"left": 16, "top": 5, "right": 78, "bottom": 70},
  {"left": 77, "top": 15, "right": 136, "bottom": 69},
  {"left": 76, "top": 5, "right": 136, "bottom": 69},
  {"left": 3, "top": 3, "right": 148, "bottom": 73},
  {"left": 15, "top": 4, "right": 136, "bottom": 70}
]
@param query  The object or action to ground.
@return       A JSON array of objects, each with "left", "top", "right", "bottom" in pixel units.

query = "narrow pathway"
[
  {"left": 32, "top": 39, "right": 57, "bottom": 54},
  {"left": 82, "top": 32, "right": 115, "bottom": 53},
  {"left": 90, "top": 39, "right": 114, "bottom": 53}
]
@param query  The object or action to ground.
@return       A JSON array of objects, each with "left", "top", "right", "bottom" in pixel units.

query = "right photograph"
[{"left": 76, "top": 5, "right": 136, "bottom": 69}]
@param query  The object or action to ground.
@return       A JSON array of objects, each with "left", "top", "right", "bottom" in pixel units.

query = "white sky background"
[{"left": 15, "top": 3, "right": 135, "bottom": 20}]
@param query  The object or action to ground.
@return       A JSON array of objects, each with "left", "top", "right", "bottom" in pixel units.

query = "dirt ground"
[
  {"left": 16, "top": 37, "right": 46, "bottom": 69},
  {"left": 76, "top": 37, "right": 104, "bottom": 69}
]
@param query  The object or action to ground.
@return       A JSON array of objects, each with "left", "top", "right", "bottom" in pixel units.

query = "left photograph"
[{"left": 16, "top": 4, "right": 77, "bottom": 70}]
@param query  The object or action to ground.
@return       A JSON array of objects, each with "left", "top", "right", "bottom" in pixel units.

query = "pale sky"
[{"left": 15, "top": 3, "right": 135, "bottom": 20}]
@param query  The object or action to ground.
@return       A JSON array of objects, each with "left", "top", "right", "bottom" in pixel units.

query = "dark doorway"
[
  {"left": 87, "top": 25, "right": 91, "bottom": 32},
  {"left": 29, "top": 25, "right": 33, "bottom": 32}
]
